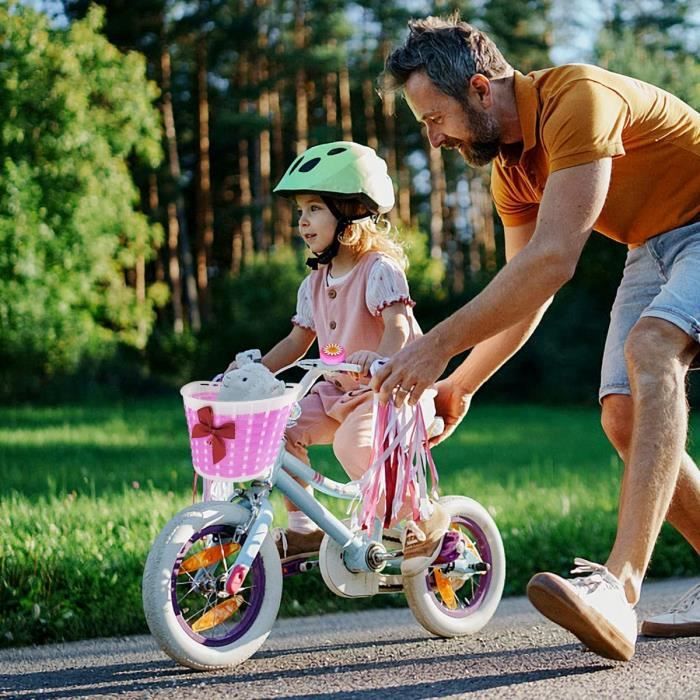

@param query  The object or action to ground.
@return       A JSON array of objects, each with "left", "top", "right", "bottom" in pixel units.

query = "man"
[{"left": 372, "top": 15, "right": 700, "bottom": 661}]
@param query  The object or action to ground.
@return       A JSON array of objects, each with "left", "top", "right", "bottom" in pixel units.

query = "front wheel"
[
  {"left": 404, "top": 495, "right": 505, "bottom": 637},
  {"left": 142, "top": 501, "right": 282, "bottom": 670}
]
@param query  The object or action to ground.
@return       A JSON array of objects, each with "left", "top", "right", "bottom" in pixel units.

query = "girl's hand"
[
  {"left": 346, "top": 350, "right": 382, "bottom": 378},
  {"left": 224, "top": 360, "right": 238, "bottom": 373},
  {"left": 429, "top": 379, "right": 473, "bottom": 447}
]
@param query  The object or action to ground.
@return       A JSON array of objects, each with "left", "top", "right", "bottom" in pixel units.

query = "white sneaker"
[
  {"left": 641, "top": 582, "right": 700, "bottom": 638},
  {"left": 527, "top": 558, "right": 637, "bottom": 661}
]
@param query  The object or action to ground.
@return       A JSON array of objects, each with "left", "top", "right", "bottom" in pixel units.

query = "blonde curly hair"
[{"left": 333, "top": 198, "right": 408, "bottom": 271}]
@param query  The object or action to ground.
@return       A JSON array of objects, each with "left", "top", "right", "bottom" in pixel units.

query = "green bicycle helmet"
[
  {"left": 274, "top": 141, "right": 395, "bottom": 215},
  {"left": 274, "top": 142, "right": 395, "bottom": 268}
]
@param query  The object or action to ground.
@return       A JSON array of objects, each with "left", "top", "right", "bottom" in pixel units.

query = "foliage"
[
  {"left": 0, "top": 3, "right": 163, "bottom": 398},
  {"left": 592, "top": 0, "right": 699, "bottom": 107},
  {"left": 0, "top": 398, "right": 698, "bottom": 647}
]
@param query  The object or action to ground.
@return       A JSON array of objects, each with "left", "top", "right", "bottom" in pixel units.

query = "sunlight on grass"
[{"left": 1, "top": 398, "right": 698, "bottom": 647}]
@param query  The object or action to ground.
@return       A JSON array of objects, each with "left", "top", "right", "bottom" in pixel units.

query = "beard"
[{"left": 446, "top": 102, "right": 502, "bottom": 167}]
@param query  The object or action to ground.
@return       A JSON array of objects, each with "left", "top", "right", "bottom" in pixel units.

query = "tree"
[
  {"left": 0, "top": 4, "right": 163, "bottom": 395},
  {"left": 594, "top": 0, "right": 700, "bottom": 108}
]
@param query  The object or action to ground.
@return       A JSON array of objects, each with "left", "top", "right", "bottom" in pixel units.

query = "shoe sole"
[
  {"left": 400, "top": 542, "right": 443, "bottom": 578},
  {"left": 527, "top": 574, "right": 635, "bottom": 661},
  {"left": 400, "top": 505, "right": 451, "bottom": 578},
  {"left": 640, "top": 620, "right": 700, "bottom": 638}
]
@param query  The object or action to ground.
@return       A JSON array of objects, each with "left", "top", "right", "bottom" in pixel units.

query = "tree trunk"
[
  {"left": 235, "top": 55, "right": 255, "bottom": 267},
  {"left": 325, "top": 71, "right": 338, "bottom": 131},
  {"left": 294, "top": 0, "right": 308, "bottom": 152},
  {"left": 428, "top": 145, "right": 446, "bottom": 260},
  {"left": 195, "top": 35, "right": 214, "bottom": 322},
  {"left": 338, "top": 63, "right": 352, "bottom": 141},
  {"left": 469, "top": 170, "right": 497, "bottom": 273},
  {"left": 148, "top": 172, "right": 165, "bottom": 283},
  {"left": 270, "top": 77, "right": 291, "bottom": 245},
  {"left": 362, "top": 77, "right": 378, "bottom": 150},
  {"left": 398, "top": 163, "right": 411, "bottom": 226},
  {"left": 160, "top": 46, "right": 185, "bottom": 333},
  {"left": 379, "top": 57, "right": 399, "bottom": 226},
  {"left": 256, "top": 7, "right": 272, "bottom": 253}
]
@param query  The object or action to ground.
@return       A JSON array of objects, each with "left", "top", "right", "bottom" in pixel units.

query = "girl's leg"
[
  {"left": 285, "top": 391, "right": 338, "bottom": 513},
  {"left": 279, "top": 392, "right": 338, "bottom": 559},
  {"left": 332, "top": 393, "right": 413, "bottom": 525}
]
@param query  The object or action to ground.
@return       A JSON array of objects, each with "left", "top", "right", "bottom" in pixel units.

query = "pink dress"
[{"left": 287, "top": 252, "right": 421, "bottom": 480}]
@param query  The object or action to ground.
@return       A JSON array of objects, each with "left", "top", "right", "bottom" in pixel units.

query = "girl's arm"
[
  {"left": 348, "top": 303, "right": 412, "bottom": 375},
  {"left": 261, "top": 325, "right": 316, "bottom": 373}
]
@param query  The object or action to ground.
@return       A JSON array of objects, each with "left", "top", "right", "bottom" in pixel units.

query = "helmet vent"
[
  {"left": 298, "top": 157, "right": 321, "bottom": 172},
  {"left": 288, "top": 155, "right": 304, "bottom": 174},
  {"left": 327, "top": 147, "right": 347, "bottom": 155}
]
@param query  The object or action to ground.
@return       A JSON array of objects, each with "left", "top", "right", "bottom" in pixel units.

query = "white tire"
[
  {"left": 404, "top": 495, "right": 505, "bottom": 637},
  {"left": 142, "top": 501, "right": 282, "bottom": 670}
]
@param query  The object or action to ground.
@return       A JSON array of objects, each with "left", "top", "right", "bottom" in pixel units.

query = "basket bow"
[{"left": 191, "top": 406, "right": 236, "bottom": 464}]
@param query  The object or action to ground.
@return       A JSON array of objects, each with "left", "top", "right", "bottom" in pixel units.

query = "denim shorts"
[{"left": 599, "top": 220, "right": 700, "bottom": 402}]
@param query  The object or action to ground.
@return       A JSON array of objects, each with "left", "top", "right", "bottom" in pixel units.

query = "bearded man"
[{"left": 372, "top": 15, "right": 700, "bottom": 661}]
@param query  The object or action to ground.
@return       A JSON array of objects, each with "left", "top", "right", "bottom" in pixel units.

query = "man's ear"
[{"left": 469, "top": 74, "right": 492, "bottom": 107}]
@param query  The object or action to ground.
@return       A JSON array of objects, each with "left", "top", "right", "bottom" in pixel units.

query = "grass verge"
[{"left": 1, "top": 399, "right": 698, "bottom": 647}]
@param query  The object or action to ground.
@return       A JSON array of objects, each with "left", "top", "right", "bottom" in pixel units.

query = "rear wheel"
[
  {"left": 142, "top": 501, "right": 282, "bottom": 670},
  {"left": 404, "top": 496, "right": 505, "bottom": 637}
]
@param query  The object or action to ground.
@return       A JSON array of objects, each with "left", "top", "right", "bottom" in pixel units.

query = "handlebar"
[{"left": 296, "top": 359, "right": 362, "bottom": 374}]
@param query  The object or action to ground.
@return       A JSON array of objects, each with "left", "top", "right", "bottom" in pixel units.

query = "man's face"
[{"left": 404, "top": 71, "right": 501, "bottom": 167}]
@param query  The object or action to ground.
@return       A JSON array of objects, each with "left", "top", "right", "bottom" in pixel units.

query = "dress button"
[
  {"left": 329, "top": 320, "right": 337, "bottom": 330},
  {"left": 328, "top": 288, "right": 337, "bottom": 299}
]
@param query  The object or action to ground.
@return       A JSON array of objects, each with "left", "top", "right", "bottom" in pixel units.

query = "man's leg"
[
  {"left": 604, "top": 318, "right": 700, "bottom": 604},
  {"left": 601, "top": 393, "right": 700, "bottom": 557}
]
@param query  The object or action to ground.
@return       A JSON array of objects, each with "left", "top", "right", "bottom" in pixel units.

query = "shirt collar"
[{"left": 499, "top": 70, "right": 538, "bottom": 167}]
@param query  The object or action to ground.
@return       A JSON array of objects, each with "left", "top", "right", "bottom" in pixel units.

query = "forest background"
[
  {"left": 2, "top": 0, "right": 700, "bottom": 649},
  {"left": 2, "top": 0, "right": 699, "bottom": 404}
]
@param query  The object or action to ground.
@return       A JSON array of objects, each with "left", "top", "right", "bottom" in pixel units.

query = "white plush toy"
[{"left": 217, "top": 349, "right": 286, "bottom": 402}]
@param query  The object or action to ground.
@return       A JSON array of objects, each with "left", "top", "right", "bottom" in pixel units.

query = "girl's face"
[{"left": 296, "top": 195, "right": 338, "bottom": 254}]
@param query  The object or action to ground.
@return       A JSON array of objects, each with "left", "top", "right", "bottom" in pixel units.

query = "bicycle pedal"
[{"left": 282, "top": 557, "right": 319, "bottom": 577}]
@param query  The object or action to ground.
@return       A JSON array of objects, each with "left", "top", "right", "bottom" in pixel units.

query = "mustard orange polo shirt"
[{"left": 491, "top": 64, "right": 700, "bottom": 245}]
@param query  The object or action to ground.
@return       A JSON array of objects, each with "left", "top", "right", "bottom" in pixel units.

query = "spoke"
[{"left": 184, "top": 595, "right": 217, "bottom": 625}]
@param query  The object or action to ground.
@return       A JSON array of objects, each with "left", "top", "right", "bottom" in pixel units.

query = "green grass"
[{"left": 1, "top": 399, "right": 698, "bottom": 647}]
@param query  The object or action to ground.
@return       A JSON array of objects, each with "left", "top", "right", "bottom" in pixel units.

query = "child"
[{"left": 231, "top": 141, "right": 447, "bottom": 576}]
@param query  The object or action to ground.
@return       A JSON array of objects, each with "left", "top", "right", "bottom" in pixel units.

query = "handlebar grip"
[{"left": 369, "top": 358, "right": 390, "bottom": 377}]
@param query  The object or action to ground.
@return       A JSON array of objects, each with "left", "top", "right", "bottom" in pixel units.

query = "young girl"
[{"left": 232, "top": 141, "right": 447, "bottom": 575}]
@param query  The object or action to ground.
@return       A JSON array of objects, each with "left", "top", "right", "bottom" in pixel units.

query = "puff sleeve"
[
  {"left": 365, "top": 257, "right": 416, "bottom": 317},
  {"left": 291, "top": 276, "right": 315, "bottom": 330}
]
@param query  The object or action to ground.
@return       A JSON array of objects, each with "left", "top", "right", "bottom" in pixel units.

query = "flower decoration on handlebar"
[{"left": 320, "top": 343, "right": 346, "bottom": 365}]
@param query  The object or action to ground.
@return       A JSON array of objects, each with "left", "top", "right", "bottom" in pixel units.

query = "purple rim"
[
  {"left": 171, "top": 525, "right": 266, "bottom": 647},
  {"left": 429, "top": 516, "right": 493, "bottom": 618}
]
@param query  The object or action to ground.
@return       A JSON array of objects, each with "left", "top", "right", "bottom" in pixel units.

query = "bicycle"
[{"left": 142, "top": 358, "right": 505, "bottom": 670}]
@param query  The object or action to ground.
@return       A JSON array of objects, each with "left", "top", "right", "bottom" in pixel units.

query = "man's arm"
[{"left": 371, "top": 157, "right": 612, "bottom": 403}]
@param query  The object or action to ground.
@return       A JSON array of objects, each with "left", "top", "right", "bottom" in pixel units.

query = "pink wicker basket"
[{"left": 180, "top": 381, "right": 300, "bottom": 481}]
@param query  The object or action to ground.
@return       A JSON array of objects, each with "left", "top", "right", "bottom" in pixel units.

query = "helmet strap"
[{"left": 305, "top": 197, "right": 369, "bottom": 270}]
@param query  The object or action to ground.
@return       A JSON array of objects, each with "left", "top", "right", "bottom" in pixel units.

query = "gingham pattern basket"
[{"left": 180, "top": 381, "right": 300, "bottom": 482}]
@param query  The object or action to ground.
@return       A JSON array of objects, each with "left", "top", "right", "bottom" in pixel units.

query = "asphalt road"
[{"left": 1, "top": 577, "right": 698, "bottom": 700}]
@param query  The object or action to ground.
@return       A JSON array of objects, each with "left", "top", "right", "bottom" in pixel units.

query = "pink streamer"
[{"left": 351, "top": 396, "right": 439, "bottom": 531}]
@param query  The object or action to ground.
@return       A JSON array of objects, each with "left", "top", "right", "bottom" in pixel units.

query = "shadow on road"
[{"left": 1, "top": 643, "right": 614, "bottom": 699}]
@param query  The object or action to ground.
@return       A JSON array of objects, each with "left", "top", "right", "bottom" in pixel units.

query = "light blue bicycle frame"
[
  {"left": 222, "top": 360, "right": 388, "bottom": 595},
  {"left": 220, "top": 358, "right": 482, "bottom": 596}
]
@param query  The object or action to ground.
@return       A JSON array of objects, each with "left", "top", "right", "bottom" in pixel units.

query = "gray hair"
[{"left": 380, "top": 15, "right": 513, "bottom": 103}]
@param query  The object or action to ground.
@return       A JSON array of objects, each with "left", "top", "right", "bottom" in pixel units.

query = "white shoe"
[
  {"left": 641, "top": 582, "right": 700, "bottom": 638},
  {"left": 527, "top": 558, "right": 637, "bottom": 661}
]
